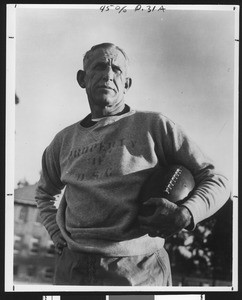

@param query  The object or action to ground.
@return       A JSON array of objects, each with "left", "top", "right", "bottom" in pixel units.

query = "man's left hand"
[{"left": 138, "top": 197, "right": 192, "bottom": 238}]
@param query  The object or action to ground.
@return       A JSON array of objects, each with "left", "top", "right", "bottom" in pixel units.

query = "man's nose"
[{"left": 103, "top": 66, "right": 114, "bottom": 81}]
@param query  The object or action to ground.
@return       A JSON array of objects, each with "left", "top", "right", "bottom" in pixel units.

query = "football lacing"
[{"left": 164, "top": 167, "right": 182, "bottom": 194}]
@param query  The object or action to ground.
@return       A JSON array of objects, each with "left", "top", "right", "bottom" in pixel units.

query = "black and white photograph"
[{"left": 5, "top": 4, "right": 238, "bottom": 293}]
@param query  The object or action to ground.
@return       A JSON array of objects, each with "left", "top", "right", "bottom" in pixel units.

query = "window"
[
  {"left": 18, "top": 206, "right": 28, "bottom": 223},
  {"left": 44, "top": 267, "right": 54, "bottom": 279},
  {"left": 14, "top": 235, "right": 22, "bottom": 254},
  {"left": 26, "top": 265, "right": 36, "bottom": 277},
  {"left": 29, "top": 237, "right": 40, "bottom": 255}
]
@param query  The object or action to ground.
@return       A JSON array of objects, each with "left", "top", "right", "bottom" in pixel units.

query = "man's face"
[{"left": 83, "top": 47, "right": 130, "bottom": 113}]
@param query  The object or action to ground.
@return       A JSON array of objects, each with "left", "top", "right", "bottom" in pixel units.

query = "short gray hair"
[{"left": 83, "top": 43, "right": 129, "bottom": 70}]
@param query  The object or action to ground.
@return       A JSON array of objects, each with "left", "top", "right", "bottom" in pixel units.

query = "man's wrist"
[{"left": 179, "top": 205, "right": 193, "bottom": 229}]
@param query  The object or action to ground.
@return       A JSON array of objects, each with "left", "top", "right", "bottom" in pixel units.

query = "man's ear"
[
  {"left": 77, "top": 70, "right": 86, "bottom": 88},
  {"left": 124, "top": 77, "right": 132, "bottom": 93}
]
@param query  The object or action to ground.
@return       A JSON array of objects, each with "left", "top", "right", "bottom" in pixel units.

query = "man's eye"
[
  {"left": 94, "top": 63, "right": 106, "bottom": 70},
  {"left": 113, "top": 66, "right": 122, "bottom": 74}
]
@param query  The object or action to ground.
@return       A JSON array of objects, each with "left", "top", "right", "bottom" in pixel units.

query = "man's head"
[{"left": 77, "top": 43, "right": 132, "bottom": 118}]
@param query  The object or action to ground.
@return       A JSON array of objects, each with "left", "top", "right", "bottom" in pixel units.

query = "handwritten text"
[{"left": 100, "top": 5, "right": 166, "bottom": 14}]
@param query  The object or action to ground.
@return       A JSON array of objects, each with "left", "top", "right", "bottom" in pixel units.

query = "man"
[{"left": 35, "top": 42, "right": 230, "bottom": 286}]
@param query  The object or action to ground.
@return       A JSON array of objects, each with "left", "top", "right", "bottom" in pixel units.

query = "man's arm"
[
  {"left": 35, "top": 143, "right": 66, "bottom": 248},
  {"left": 139, "top": 117, "right": 231, "bottom": 237}
]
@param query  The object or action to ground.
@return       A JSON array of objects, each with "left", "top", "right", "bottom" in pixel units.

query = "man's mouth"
[{"left": 98, "top": 85, "right": 114, "bottom": 91}]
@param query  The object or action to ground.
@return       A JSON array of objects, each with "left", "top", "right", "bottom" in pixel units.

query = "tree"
[
  {"left": 17, "top": 178, "right": 30, "bottom": 188},
  {"left": 165, "top": 198, "right": 233, "bottom": 283}
]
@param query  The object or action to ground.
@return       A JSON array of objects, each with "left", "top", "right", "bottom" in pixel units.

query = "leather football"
[{"left": 139, "top": 165, "right": 195, "bottom": 216}]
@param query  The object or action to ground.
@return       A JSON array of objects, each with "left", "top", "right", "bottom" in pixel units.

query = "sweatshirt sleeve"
[
  {"left": 35, "top": 135, "right": 65, "bottom": 242},
  {"left": 156, "top": 116, "right": 231, "bottom": 229}
]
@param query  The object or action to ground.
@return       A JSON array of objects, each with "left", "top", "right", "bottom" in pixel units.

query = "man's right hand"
[{"left": 54, "top": 233, "right": 67, "bottom": 255}]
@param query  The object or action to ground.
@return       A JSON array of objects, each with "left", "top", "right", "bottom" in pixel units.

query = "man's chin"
[{"left": 95, "top": 96, "right": 116, "bottom": 106}]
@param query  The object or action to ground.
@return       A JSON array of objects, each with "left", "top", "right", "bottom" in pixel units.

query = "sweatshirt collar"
[{"left": 80, "top": 104, "right": 132, "bottom": 128}]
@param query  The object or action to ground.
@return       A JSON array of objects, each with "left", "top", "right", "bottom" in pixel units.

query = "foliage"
[
  {"left": 165, "top": 199, "right": 233, "bottom": 281},
  {"left": 17, "top": 178, "right": 30, "bottom": 188}
]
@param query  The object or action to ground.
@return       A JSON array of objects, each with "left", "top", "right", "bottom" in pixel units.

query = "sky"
[{"left": 12, "top": 5, "right": 237, "bottom": 192}]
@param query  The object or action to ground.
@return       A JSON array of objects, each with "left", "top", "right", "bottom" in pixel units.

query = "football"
[{"left": 139, "top": 165, "right": 195, "bottom": 216}]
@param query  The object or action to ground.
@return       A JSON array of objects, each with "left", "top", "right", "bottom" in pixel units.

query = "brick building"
[{"left": 14, "top": 183, "right": 61, "bottom": 284}]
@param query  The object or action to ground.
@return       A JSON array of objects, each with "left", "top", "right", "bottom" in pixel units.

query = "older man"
[{"left": 35, "top": 42, "right": 230, "bottom": 286}]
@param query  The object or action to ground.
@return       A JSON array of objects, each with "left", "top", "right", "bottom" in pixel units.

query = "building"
[{"left": 14, "top": 183, "right": 61, "bottom": 284}]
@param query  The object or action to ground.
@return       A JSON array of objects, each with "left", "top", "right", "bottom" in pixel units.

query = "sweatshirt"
[{"left": 35, "top": 108, "right": 230, "bottom": 256}]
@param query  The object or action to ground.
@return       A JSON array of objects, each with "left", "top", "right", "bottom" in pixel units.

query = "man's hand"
[
  {"left": 53, "top": 232, "right": 67, "bottom": 255},
  {"left": 138, "top": 197, "right": 192, "bottom": 238}
]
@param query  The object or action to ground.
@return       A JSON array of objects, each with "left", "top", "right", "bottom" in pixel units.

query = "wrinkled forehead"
[{"left": 84, "top": 47, "right": 128, "bottom": 71}]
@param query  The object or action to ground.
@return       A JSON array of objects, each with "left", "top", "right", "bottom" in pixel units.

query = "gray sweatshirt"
[{"left": 35, "top": 109, "right": 230, "bottom": 256}]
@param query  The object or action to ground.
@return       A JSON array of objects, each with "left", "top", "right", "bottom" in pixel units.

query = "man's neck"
[
  {"left": 91, "top": 103, "right": 126, "bottom": 119},
  {"left": 80, "top": 105, "right": 130, "bottom": 128}
]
